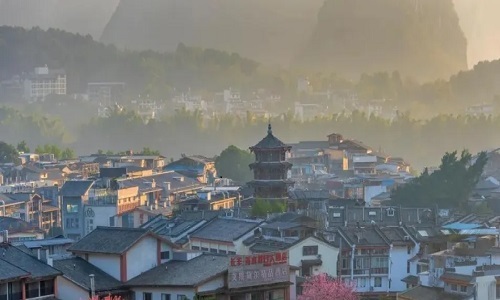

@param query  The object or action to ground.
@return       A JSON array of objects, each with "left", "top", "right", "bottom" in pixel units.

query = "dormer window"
[{"left": 386, "top": 208, "right": 395, "bottom": 217}]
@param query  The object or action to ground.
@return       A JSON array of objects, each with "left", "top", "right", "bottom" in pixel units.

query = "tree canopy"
[
  {"left": 251, "top": 199, "right": 287, "bottom": 218},
  {"left": 298, "top": 273, "right": 357, "bottom": 300},
  {"left": 391, "top": 150, "right": 488, "bottom": 209},
  {"left": 0, "top": 141, "right": 18, "bottom": 163},
  {"left": 214, "top": 145, "right": 254, "bottom": 183},
  {"left": 34, "top": 144, "right": 76, "bottom": 160}
]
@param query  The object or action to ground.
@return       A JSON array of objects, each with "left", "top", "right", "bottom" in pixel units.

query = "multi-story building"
[
  {"left": 23, "top": 66, "right": 66, "bottom": 100},
  {"left": 165, "top": 155, "right": 217, "bottom": 184},
  {"left": 248, "top": 124, "right": 294, "bottom": 200}
]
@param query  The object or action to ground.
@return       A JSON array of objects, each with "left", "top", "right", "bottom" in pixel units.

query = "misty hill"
[
  {"left": 296, "top": 0, "right": 468, "bottom": 81},
  {"left": 99, "top": 0, "right": 324, "bottom": 66},
  {"left": 0, "top": 26, "right": 264, "bottom": 95},
  {"left": 0, "top": 0, "right": 119, "bottom": 38}
]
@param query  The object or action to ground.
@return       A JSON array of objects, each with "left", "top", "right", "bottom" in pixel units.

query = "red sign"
[{"left": 228, "top": 251, "right": 290, "bottom": 289}]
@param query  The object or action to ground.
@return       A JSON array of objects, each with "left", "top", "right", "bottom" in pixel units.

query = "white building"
[{"left": 24, "top": 66, "right": 66, "bottom": 100}]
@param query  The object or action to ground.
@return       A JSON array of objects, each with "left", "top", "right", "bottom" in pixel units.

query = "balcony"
[
  {"left": 88, "top": 189, "right": 118, "bottom": 205},
  {"left": 371, "top": 267, "right": 389, "bottom": 275}
]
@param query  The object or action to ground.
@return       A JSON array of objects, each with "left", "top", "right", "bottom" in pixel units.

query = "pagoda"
[{"left": 248, "top": 124, "right": 294, "bottom": 200}]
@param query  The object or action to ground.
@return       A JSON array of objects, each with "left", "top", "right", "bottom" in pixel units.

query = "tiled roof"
[
  {"left": 401, "top": 275, "right": 419, "bottom": 285},
  {"left": 60, "top": 180, "right": 94, "bottom": 197},
  {"left": 190, "top": 217, "right": 262, "bottom": 243},
  {"left": 250, "top": 124, "right": 289, "bottom": 150},
  {"left": 67, "top": 227, "right": 150, "bottom": 254},
  {"left": 250, "top": 238, "right": 291, "bottom": 253},
  {"left": 53, "top": 257, "right": 122, "bottom": 292},
  {"left": 440, "top": 272, "right": 474, "bottom": 283},
  {"left": 126, "top": 254, "right": 229, "bottom": 287},
  {"left": 118, "top": 171, "right": 203, "bottom": 193},
  {"left": 398, "top": 286, "right": 467, "bottom": 300},
  {"left": 0, "top": 258, "right": 30, "bottom": 281},
  {"left": 0, "top": 243, "right": 61, "bottom": 279},
  {"left": 0, "top": 217, "right": 44, "bottom": 234}
]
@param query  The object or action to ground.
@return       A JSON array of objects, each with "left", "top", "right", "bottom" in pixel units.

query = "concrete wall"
[
  {"left": 475, "top": 275, "right": 497, "bottom": 300},
  {"left": 127, "top": 236, "right": 158, "bottom": 280},
  {"left": 88, "top": 253, "right": 121, "bottom": 281},
  {"left": 57, "top": 276, "right": 89, "bottom": 300}
]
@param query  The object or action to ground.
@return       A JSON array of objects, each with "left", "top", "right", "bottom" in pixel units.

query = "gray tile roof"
[
  {"left": 60, "top": 180, "right": 94, "bottom": 197},
  {"left": 53, "top": 257, "right": 122, "bottom": 292},
  {"left": 0, "top": 243, "right": 61, "bottom": 279},
  {"left": 118, "top": 171, "right": 203, "bottom": 194},
  {"left": 0, "top": 258, "right": 30, "bottom": 281},
  {"left": 250, "top": 124, "right": 290, "bottom": 150},
  {"left": 398, "top": 286, "right": 467, "bottom": 300},
  {"left": 67, "top": 227, "right": 150, "bottom": 254},
  {"left": 190, "top": 217, "right": 262, "bottom": 243},
  {"left": 126, "top": 254, "right": 229, "bottom": 287},
  {"left": 440, "top": 272, "right": 474, "bottom": 283}
]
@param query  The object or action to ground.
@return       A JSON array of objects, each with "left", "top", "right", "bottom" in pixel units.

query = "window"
[
  {"left": 219, "top": 249, "right": 227, "bottom": 254},
  {"left": 228, "top": 251, "right": 236, "bottom": 255},
  {"left": 451, "top": 284, "right": 458, "bottom": 291},
  {"left": 66, "top": 204, "right": 78, "bottom": 213},
  {"left": 460, "top": 285, "right": 467, "bottom": 293},
  {"left": 210, "top": 248, "right": 218, "bottom": 253},
  {"left": 177, "top": 295, "right": 187, "bottom": 300},
  {"left": 109, "top": 216, "right": 115, "bottom": 227},
  {"left": 40, "top": 280, "right": 54, "bottom": 296},
  {"left": 161, "top": 251, "right": 170, "bottom": 260},
  {"left": 303, "top": 245, "right": 318, "bottom": 256},
  {"left": 201, "top": 247, "right": 209, "bottom": 252},
  {"left": 357, "top": 278, "right": 367, "bottom": 288},
  {"left": 161, "top": 294, "right": 171, "bottom": 300},
  {"left": 374, "top": 277, "right": 382, "bottom": 288},
  {"left": 192, "top": 246, "right": 200, "bottom": 250},
  {"left": 143, "top": 292, "right": 152, "bottom": 300},
  {"left": 407, "top": 261, "right": 410, "bottom": 273}
]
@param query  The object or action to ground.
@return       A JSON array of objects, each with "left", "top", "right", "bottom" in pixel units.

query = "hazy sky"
[
  {"left": 0, "top": 0, "right": 499, "bottom": 68},
  {"left": 453, "top": 0, "right": 500, "bottom": 67}
]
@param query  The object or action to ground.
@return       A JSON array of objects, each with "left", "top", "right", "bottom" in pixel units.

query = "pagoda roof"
[{"left": 250, "top": 124, "right": 290, "bottom": 150}]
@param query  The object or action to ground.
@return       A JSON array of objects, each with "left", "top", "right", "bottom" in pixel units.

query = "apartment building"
[{"left": 23, "top": 66, "right": 66, "bottom": 100}]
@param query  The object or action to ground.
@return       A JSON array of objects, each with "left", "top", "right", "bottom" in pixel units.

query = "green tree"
[
  {"left": 251, "top": 199, "right": 286, "bottom": 217},
  {"left": 16, "top": 140, "right": 30, "bottom": 153},
  {"left": 0, "top": 141, "right": 18, "bottom": 163},
  {"left": 140, "top": 147, "right": 160, "bottom": 156},
  {"left": 392, "top": 150, "right": 488, "bottom": 210},
  {"left": 215, "top": 145, "right": 254, "bottom": 183},
  {"left": 61, "top": 148, "right": 76, "bottom": 160}
]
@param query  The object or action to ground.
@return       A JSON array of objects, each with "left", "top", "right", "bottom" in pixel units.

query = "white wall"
[
  {"left": 57, "top": 276, "right": 89, "bottom": 300},
  {"left": 288, "top": 237, "right": 339, "bottom": 277},
  {"left": 127, "top": 236, "right": 158, "bottom": 281},
  {"left": 390, "top": 246, "right": 410, "bottom": 292},
  {"left": 132, "top": 287, "right": 195, "bottom": 300},
  {"left": 88, "top": 253, "right": 121, "bottom": 280},
  {"left": 84, "top": 205, "right": 116, "bottom": 235},
  {"left": 475, "top": 275, "right": 497, "bottom": 300}
]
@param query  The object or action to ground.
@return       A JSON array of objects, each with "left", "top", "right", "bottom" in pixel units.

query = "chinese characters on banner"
[{"left": 228, "top": 251, "right": 289, "bottom": 289}]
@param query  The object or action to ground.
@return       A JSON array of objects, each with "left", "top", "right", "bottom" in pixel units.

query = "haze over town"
[{"left": 2, "top": 2, "right": 500, "bottom": 300}]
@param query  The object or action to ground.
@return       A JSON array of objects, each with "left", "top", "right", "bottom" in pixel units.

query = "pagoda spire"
[{"left": 267, "top": 122, "right": 272, "bottom": 135}]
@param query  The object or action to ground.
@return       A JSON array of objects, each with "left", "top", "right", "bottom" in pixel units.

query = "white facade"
[
  {"left": 287, "top": 237, "right": 339, "bottom": 278},
  {"left": 83, "top": 205, "right": 116, "bottom": 236},
  {"left": 88, "top": 253, "right": 121, "bottom": 280},
  {"left": 127, "top": 236, "right": 159, "bottom": 280},
  {"left": 390, "top": 245, "right": 413, "bottom": 292},
  {"left": 24, "top": 67, "right": 66, "bottom": 99},
  {"left": 57, "top": 276, "right": 89, "bottom": 300}
]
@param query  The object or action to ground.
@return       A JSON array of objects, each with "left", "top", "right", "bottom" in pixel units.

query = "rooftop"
[
  {"left": 53, "top": 257, "right": 122, "bottom": 292},
  {"left": 125, "top": 254, "right": 229, "bottom": 287},
  {"left": 67, "top": 227, "right": 151, "bottom": 254},
  {"left": 60, "top": 180, "right": 94, "bottom": 197},
  {"left": 190, "top": 217, "right": 262, "bottom": 243},
  {"left": 0, "top": 243, "right": 61, "bottom": 280},
  {"left": 250, "top": 124, "right": 290, "bottom": 150}
]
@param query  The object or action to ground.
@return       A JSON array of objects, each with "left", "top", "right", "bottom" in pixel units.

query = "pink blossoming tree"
[{"left": 299, "top": 273, "right": 358, "bottom": 300}]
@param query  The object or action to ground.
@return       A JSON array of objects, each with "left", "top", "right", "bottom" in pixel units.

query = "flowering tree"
[{"left": 299, "top": 273, "right": 358, "bottom": 300}]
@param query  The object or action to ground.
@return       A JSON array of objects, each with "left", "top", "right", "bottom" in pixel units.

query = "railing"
[
  {"left": 88, "top": 195, "right": 118, "bottom": 206},
  {"left": 371, "top": 267, "right": 389, "bottom": 274}
]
